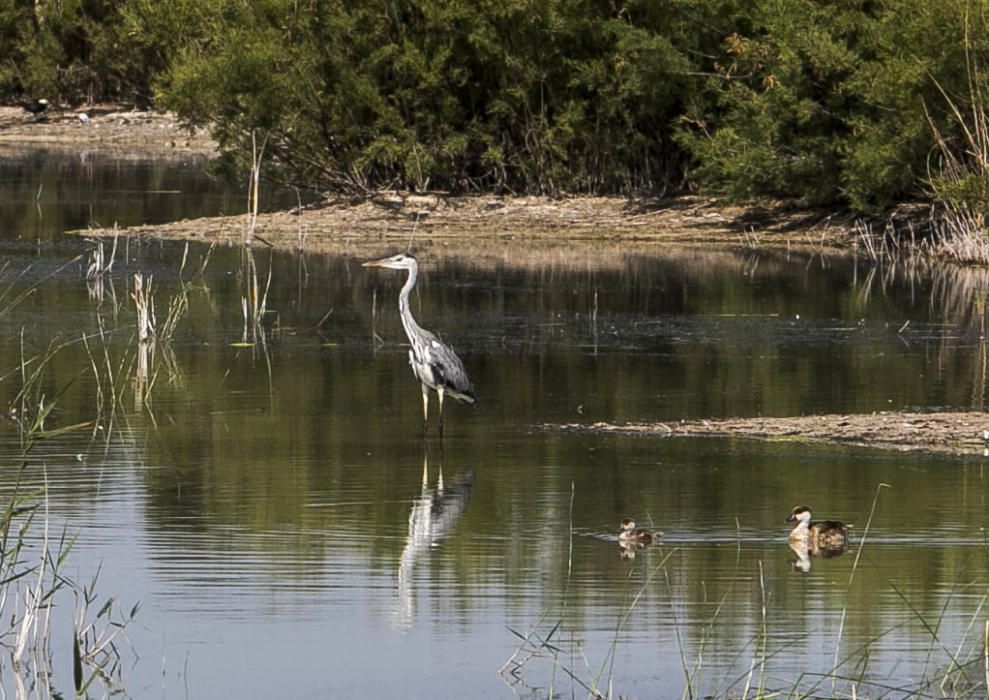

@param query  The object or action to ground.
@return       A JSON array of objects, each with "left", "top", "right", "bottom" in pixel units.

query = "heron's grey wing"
[{"left": 425, "top": 339, "right": 476, "bottom": 402}]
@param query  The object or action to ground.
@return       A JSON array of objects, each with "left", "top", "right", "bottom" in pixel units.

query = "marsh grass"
[
  {"left": 245, "top": 130, "right": 268, "bottom": 247},
  {"left": 922, "top": 21, "right": 989, "bottom": 264},
  {"left": 86, "top": 232, "right": 119, "bottom": 306},
  {"left": 72, "top": 566, "right": 141, "bottom": 694},
  {"left": 0, "top": 338, "right": 138, "bottom": 696}
]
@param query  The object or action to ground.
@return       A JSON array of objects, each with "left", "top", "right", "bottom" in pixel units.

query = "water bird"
[
  {"left": 785, "top": 505, "right": 848, "bottom": 551},
  {"left": 618, "top": 518, "right": 654, "bottom": 546},
  {"left": 362, "top": 253, "right": 475, "bottom": 435},
  {"left": 20, "top": 98, "right": 49, "bottom": 118}
]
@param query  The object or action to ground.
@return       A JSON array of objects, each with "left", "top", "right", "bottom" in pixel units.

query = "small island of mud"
[
  {"left": 551, "top": 412, "right": 989, "bottom": 457},
  {"left": 73, "top": 192, "right": 861, "bottom": 252}
]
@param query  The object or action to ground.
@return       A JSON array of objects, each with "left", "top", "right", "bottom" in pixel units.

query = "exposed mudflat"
[
  {"left": 551, "top": 412, "right": 989, "bottom": 457},
  {"left": 0, "top": 104, "right": 215, "bottom": 157},
  {"left": 70, "top": 191, "right": 865, "bottom": 264}
]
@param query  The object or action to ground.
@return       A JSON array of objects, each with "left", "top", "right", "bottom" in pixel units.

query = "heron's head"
[
  {"left": 786, "top": 506, "right": 812, "bottom": 524},
  {"left": 362, "top": 253, "right": 417, "bottom": 271}
]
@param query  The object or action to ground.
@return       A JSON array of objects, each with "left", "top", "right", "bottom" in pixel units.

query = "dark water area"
[
  {"left": 0, "top": 151, "right": 988, "bottom": 698},
  {"left": 0, "top": 148, "right": 300, "bottom": 245}
]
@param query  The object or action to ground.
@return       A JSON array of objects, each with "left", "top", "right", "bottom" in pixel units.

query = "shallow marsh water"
[{"left": 0, "top": 152, "right": 988, "bottom": 697}]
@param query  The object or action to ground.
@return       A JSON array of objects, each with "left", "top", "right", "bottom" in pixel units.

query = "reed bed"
[{"left": 920, "top": 28, "right": 989, "bottom": 265}]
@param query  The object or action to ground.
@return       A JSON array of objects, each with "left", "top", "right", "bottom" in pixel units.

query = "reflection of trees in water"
[
  {"left": 927, "top": 264, "right": 989, "bottom": 408},
  {"left": 394, "top": 451, "right": 473, "bottom": 631}
]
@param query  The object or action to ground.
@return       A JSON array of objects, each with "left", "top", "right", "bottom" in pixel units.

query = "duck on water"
[
  {"left": 618, "top": 518, "right": 655, "bottom": 546},
  {"left": 786, "top": 505, "right": 849, "bottom": 551}
]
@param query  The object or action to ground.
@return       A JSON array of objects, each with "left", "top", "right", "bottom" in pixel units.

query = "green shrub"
[{"left": 4, "top": 0, "right": 989, "bottom": 212}]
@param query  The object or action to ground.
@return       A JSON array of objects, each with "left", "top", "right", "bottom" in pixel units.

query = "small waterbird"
[
  {"left": 20, "top": 98, "right": 49, "bottom": 118},
  {"left": 618, "top": 518, "right": 654, "bottom": 546},
  {"left": 362, "top": 253, "right": 475, "bottom": 436},
  {"left": 785, "top": 505, "right": 848, "bottom": 551}
]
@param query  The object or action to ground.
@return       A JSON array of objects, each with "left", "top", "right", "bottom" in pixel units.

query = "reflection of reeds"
[
  {"left": 86, "top": 232, "right": 119, "bottom": 305},
  {"left": 930, "top": 262, "right": 989, "bottom": 330},
  {"left": 241, "top": 247, "right": 273, "bottom": 345},
  {"left": 158, "top": 246, "right": 192, "bottom": 344},
  {"left": 928, "top": 264, "right": 989, "bottom": 407}
]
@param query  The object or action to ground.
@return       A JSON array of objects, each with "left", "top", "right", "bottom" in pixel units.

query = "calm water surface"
[{"left": 0, "top": 151, "right": 988, "bottom": 698}]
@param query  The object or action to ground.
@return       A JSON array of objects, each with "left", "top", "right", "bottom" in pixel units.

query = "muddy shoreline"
[
  {"left": 69, "top": 191, "right": 865, "bottom": 261},
  {"left": 5, "top": 107, "right": 867, "bottom": 257},
  {"left": 0, "top": 104, "right": 216, "bottom": 157},
  {"left": 550, "top": 412, "right": 989, "bottom": 457}
]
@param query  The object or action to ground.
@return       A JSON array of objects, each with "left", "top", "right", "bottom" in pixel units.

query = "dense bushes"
[
  {"left": 3, "top": 0, "right": 989, "bottom": 214},
  {"left": 159, "top": 0, "right": 703, "bottom": 195}
]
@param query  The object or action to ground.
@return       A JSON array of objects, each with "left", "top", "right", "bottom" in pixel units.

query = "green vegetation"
[{"left": 5, "top": 0, "right": 989, "bottom": 218}]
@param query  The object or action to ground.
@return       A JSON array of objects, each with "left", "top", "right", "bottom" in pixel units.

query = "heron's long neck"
[{"left": 398, "top": 263, "right": 426, "bottom": 347}]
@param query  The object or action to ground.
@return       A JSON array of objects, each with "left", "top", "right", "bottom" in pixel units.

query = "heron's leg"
[
  {"left": 420, "top": 383, "right": 430, "bottom": 435},
  {"left": 437, "top": 387, "right": 446, "bottom": 437}
]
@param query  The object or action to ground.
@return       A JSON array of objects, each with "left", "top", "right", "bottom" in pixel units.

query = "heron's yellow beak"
[{"left": 361, "top": 258, "right": 387, "bottom": 268}]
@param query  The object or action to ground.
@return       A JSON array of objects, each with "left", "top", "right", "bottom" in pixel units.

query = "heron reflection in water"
[
  {"left": 394, "top": 449, "right": 474, "bottom": 630},
  {"left": 362, "top": 253, "right": 476, "bottom": 436}
]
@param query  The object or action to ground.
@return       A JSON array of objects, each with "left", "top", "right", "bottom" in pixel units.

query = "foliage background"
[{"left": 3, "top": 0, "right": 989, "bottom": 213}]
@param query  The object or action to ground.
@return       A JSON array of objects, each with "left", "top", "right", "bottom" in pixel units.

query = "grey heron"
[{"left": 362, "top": 253, "right": 476, "bottom": 435}]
